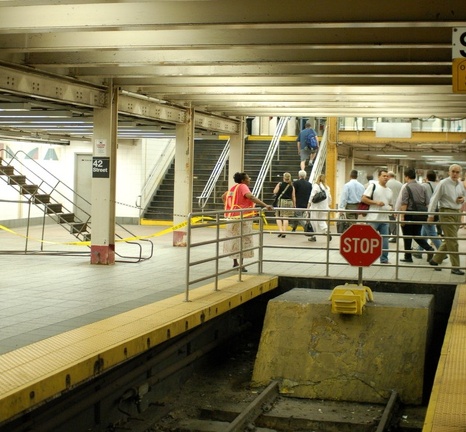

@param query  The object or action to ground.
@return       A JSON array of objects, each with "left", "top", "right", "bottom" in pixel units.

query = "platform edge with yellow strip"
[
  {"left": 0, "top": 274, "right": 279, "bottom": 424},
  {"left": 422, "top": 284, "right": 466, "bottom": 432}
]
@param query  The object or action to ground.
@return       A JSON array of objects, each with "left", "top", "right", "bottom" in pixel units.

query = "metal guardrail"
[{"left": 185, "top": 207, "right": 466, "bottom": 300}]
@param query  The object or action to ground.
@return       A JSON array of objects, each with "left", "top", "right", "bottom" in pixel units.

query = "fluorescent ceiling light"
[
  {"left": 375, "top": 154, "right": 408, "bottom": 158},
  {"left": 0, "top": 110, "right": 72, "bottom": 118}
]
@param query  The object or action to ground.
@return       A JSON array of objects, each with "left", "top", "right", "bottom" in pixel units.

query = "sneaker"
[{"left": 308, "top": 236, "right": 317, "bottom": 242}]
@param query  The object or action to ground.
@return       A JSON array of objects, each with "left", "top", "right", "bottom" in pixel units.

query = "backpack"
[{"left": 305, "top": 130, "right": 318, "bottom": 151}]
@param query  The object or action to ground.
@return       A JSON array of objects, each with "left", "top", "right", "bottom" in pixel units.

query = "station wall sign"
[{"left": 92, "top": 157, "right": 110, "bottom": 178}]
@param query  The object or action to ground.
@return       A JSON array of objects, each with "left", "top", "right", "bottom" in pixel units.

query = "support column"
[
  {"left": 172, "top": 108, "right": 195, "bottom": 246},
  {"left": 326, "top": 117, "right": 338, "bottom": 209},
  {"left": 227, "top": 118, "right": 246, "bottom": 188},
  {"left": 90, "top": 84, "right": 117, "bottom": 264}
]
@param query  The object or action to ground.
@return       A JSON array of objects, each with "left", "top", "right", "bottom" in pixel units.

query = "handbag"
[
  {"left": 357, "top": 183, "right": 376, "bottom": 212},
  {"left": 337, "top": 214, "right": 350, "bottom": 233},
  {"left": 273, "top": 183, "right": 291, "bottom": 207},
  {"left": 311, "top": 184, "right": 327, "bottom": 204}
]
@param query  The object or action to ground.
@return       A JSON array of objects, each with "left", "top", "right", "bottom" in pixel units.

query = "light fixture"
[{"left": 0, "top": 110, "right": 72, "bottom": 118}]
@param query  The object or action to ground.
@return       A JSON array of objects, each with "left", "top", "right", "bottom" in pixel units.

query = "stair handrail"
[
  {"left": 138, "top": 138, "right": 176, "bottom": 215},
  {"left": 197, "top": 139, "right": 230, "bottom": 209},
  {"left": 0, "top": 148, "right": 92, "bottom": 227},
  {"left": 0, "top": 149, "right": 153, "bottom": 262},
  {"left": 251, "top": 116, "right": 290, "bottom": 198},
  {"left": 309, "top": 125, "right": 328, "bottom": 183}
]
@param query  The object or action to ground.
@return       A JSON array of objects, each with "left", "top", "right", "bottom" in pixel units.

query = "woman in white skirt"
[{"left": 222, "top": 172, "right": 273, "bottom": 271}]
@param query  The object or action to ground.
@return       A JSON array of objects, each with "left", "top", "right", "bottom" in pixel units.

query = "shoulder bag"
[
  {"left": 357, "top": 183, "right": 376, "bottom": 212},
  {"left": 311, "top": 184, "right": 327, "bottom": 203},
  {"left": 406, "top": 185, "right": 428, "bottom": 221},
  {"left": 273, "top": 183, "right": 290, "bottom": 207}
]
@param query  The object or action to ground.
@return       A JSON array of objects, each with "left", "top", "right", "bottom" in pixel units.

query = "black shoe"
[
  {"left": 291, "top": 227, "right": 296, "bottom": 232},
  {"left": 281, "top": 235, "right": 286, "bottom": 238},
  {"left": 429, "top": 260, "right": 441, "bottom": 271},
  {"left": 308, "top": 236, "right": 316, "bottom": 242},
  {"left": 451, "top": 269, "right": 465, "bottom": 275},
  {"left": 400, "top": 258, "right": 413, "bottom": 263},
  {"left": 278, "top": 234, "right": 283, "bottom": 238}
]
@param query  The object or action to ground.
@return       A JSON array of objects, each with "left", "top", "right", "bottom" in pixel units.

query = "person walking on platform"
[
  {"left": 427, "top": 164, "right": 466, "bottom": 275},
  {"left": 273, "top": 172, "right": 295, "bottom": 237},
  {"left": 297, "top": 121, "right": 319, "bottom": 171},
  {"left": 291, "top": 170, "right": 313, "bottom": 235},
  {"left": 338, "top": 169, "right": 365, "bottom": 222},
  {"left": 387, "top": 171, "right": 403, "bottom": 243},
  {"left": 308, "top": 173, "right": 332, "bottom": 240},
  {"left": 361, "top": 169, "right": 393, "bottom": 264},
  {"left": 398, "top": 168, "right": 434, "bottom": 263},
  {"left": 413, "top": 169, "right": 441, "bottom": 259},
  {"left": 222, "top": 172, "right": 273, "bottom": 271}
]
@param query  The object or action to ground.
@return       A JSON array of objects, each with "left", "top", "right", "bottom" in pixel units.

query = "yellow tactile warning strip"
[
  {"left": 423, "top": 284, "right": 466, "bottom": 432},
  {"left": 0, "top": 274, "right": 278, "bottom": 424}
]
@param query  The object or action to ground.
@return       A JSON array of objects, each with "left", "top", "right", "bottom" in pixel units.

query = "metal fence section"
[{"left": 185, "top": 207, "right": 466, "bottom": 300}]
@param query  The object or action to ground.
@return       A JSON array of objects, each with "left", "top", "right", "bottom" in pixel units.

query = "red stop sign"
[{"left": 340, "top": 224, "right": 382, "bottom": 267}]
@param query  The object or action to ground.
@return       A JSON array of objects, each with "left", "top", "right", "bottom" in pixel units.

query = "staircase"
[
  {"left": 244, "top": 138, "right": 301, "bottom": 205},
  {"left": 0, "top": 153, "right": 91, "bottom": 242},
  {"left": 143, "top": 139, "right": 229, "bottom": 220},
  {"left": 142, "top": 137, "right": 305, "bottom": 221}
]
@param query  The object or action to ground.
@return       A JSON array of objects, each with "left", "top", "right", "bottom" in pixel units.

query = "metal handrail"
[
  {"left": 138, "top": 138, "right": 176, "bottom": 214},
  {"left": 197, "top": 139, "right": 230, "bottom": 209},
  {"left": 309, "top": 125, "right": 328, "bottom": 183},
  {"left": 0, "top": 148, "right": 153, "bottom": 262},
  {"left": 251, "top": 116, "right": 290, "bottom": 198}
]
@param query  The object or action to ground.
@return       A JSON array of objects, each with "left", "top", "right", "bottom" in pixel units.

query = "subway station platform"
[{"left": 1, "top": 222, "right": 466, "bottom": 427}]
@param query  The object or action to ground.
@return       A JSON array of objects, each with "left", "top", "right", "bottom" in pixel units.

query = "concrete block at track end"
[{"left": 251, "top": 288, "right": 433, "bottom": 404}]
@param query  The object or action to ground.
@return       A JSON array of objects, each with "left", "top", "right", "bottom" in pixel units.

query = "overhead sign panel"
[{"left": 452, "top": 28, "right": 466, "bottom": 93}]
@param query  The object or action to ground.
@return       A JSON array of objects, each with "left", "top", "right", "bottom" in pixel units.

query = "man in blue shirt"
[
  {"left": 296, "top": 121, "right": 319, "bottom": 171},
  {"left": 339, "top": 170, "right": 365, "bottom": 221}
]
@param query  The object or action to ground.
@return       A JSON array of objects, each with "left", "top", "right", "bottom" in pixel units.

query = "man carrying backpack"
[{"left": 297, "top": 121, "right": 319, "bottom": 171}]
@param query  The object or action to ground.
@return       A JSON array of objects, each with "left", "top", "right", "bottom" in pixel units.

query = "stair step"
[
  {"left": 21, "top": 184, "right": 39, "bottom": 195},
  {"left": 8, "top": 175, "right": 26, "bottom": 185},
  {"left": 59, "top": 213, "right": 75, "bottom": 223},
  {"left": 0, "top": 165, "right": 14, "bottom": 176},
  {"left": 46, "top": 203, "right": 63, "bottom": 214},
  {"left": 33, "top": 194, "right": 51, "bottom": 204},
  {"left": 70, "top": 222, "right": 87, "bottom": 234}
]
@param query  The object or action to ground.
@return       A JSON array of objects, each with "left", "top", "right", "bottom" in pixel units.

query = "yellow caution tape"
[{"left": 0, "top": 216, "right": 220, "bottom": 247}]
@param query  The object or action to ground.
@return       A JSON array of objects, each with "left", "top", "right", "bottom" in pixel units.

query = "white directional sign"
[
  {"left": 452, "top": 28, "right": 466, "bottom": 93},
  {"left": 453, "top": 27, "right": 466, "bottom": 59}
]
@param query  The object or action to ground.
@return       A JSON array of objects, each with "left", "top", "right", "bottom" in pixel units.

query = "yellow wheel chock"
[{"left": 329, "top": 284, "right": 374, "bottom": 315}]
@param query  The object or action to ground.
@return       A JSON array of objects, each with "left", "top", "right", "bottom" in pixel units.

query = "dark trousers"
[{"left": 401, "top": 217, "right": 433, "bottom": 259}]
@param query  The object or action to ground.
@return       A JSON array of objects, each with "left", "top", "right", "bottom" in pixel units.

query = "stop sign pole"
[{"left": 340, "top": 224, "right": 382, "bottom": 285}]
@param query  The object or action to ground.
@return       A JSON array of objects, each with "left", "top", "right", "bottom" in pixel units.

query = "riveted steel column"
[
  {"left": 173, "top": 108, "right": 195, "bottom": 246},
  {"left": 90, "top": 84, "right": 117, "bottom": 264},
  {"left": 326, "top": 117, "right": 338, "bottom": 210},
  {"left": 227, "top": 118, "right": 246, "bottom": 189}
]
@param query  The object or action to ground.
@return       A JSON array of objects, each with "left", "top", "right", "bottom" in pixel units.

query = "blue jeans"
[
  {"left": 416, "top": 223, "right": 441, "bottom": 251},
  {"left": 369, "top": 222, "right": 389, "bottom": 263}
]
